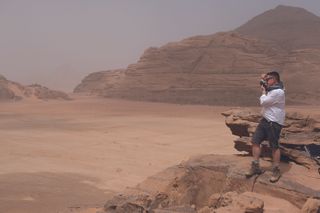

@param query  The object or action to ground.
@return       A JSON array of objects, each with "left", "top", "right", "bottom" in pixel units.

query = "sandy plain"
[
  {"left": 1, "top": 96, "right": 319, "bottom": 213},
  {"left": 0, "top": 96, "right": 238, "bottom": 213}
]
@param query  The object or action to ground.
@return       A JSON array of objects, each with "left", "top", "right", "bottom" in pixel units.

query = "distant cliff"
[
  {"left": 74, "top": 69, "right": 125, "bottom": 95},
  {"left": 75, "top": 5, "right": 320, "bottom": 106},
  {"left": 0, "top": 75, "right": 71, "bottom": 101}
]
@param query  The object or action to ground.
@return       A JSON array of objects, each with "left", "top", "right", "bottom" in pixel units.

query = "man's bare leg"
[
  {"left": 272, "top": 148, "right": 280, "bottom": 167},
  {"left": 270, "top": 148, "right": 281, "bottom": 183},
  {"left": 252, "top": 144, "right": 261, "bottom": 161},
  {"left": 245, "top": 144, "right": 262, "bottom": 178}
]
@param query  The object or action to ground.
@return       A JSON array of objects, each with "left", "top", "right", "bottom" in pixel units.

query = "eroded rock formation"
[
  {"left": 74, "top": 5, "right": 320, "bottom": 106},
  {"left": 0, "top": 74, "right": 70, "bottom": 101},
  {"left": 222, "top": 109, "right": 320, "bottom": 171},
  {"left": 73, "top": 69, "right": 125, "bottom": 95},
  {"left": 102, "top": 155, "right": 319, "bottom": 213}
]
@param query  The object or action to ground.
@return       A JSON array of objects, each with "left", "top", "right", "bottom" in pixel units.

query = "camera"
[{"left": 260, "top": 79, "right": 267, "bottom": 89}]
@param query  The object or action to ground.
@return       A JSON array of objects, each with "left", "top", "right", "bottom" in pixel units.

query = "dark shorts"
[{"left": 252, "top": 118, "right": 282, "bottom": 149}]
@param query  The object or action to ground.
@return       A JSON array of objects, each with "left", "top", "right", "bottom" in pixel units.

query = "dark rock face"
[
  {"left": 0, "top": 84, "right": 16, "bottom": 100},
  {"left": 74, "top": 5, "right": 320, "bottom": 106},
  {"left": 0, "top": 74, "right": 6, "bottom": 80},
  {"left": 0, "top": 75, "right": 20, "bottom": 101}
]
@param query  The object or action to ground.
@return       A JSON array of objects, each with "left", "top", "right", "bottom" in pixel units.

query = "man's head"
[{"left": 265, "top": 71, "right": 280, "bottom": 86}]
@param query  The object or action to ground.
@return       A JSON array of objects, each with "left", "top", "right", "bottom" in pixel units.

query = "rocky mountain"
[
  {"left": 0, "top": 74, "right": 71, "bottom": 101},
  {"left": 236, "top": 5, "right": 320, "bottom": 50},
  {"left": 74, "top": 5, "right": 320, "bottom": 106}
]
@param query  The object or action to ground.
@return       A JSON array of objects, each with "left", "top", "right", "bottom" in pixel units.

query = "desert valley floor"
[
  {"left": 1, "top": 97, "right": 319, "bottom": 213},
  {"left": 0, "top": 96, "right": 240, "bottom": 213}
]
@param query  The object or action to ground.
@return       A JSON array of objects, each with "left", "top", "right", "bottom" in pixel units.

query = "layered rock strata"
[
  {"left": 74, "top": 5, "right": 320, "bottom": 106},
  {"left": 222, "top": 109, "right": 320, "bottom": 171}
]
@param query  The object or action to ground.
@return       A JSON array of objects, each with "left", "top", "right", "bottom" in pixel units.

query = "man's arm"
[{"left": 260, "top": 89, "right": 284, "bottom": 107}]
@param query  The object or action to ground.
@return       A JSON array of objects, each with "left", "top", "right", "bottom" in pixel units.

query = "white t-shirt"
[{"left": 260, "top": 88, "right": 285, "bottom": 125}]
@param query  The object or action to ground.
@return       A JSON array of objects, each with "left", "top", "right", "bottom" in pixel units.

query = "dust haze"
[
  {"left": 1, "top": 1, "right": 320, "bottom": 213},
  {"left": 1, "top": 0, "right": 320, "bottom": 91}
]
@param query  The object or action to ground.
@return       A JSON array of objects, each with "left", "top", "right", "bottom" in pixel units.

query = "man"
[{"left": 245, "top": 71, "right": 285, "bottom": 183}]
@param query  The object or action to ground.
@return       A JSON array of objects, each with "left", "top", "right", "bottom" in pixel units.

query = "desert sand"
[
  {"left": 1, "top": 97, "right": 319, "bottom": 213},
  {"left": 0, "top": 96, "right": 237, "bottom": 213}
]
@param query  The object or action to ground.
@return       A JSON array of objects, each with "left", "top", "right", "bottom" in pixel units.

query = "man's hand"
[
  {"left": 261, "top": 85, "right": 266, "bottom": 95},
  {"left": 260, "top": 73, "right": 267, "bottom": 95}
]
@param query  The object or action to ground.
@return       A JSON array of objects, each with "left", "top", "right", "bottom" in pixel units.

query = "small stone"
[{"left": 301, "top": 198, "right": 320, "bottom": 213}]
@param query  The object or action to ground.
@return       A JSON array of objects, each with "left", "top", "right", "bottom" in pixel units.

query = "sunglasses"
[{"left": 265, "top": 77, "right": 274, "bottom": 81}]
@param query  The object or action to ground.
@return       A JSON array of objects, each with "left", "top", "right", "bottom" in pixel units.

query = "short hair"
[{"left": 267, "top": 71, "right": 280, "bottom": 82}]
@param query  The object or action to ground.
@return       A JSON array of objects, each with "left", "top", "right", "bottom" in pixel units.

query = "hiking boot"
[
  {"left": 270, "top": 166, "right": 281, "bottom": 183},
  {"left": 245, "top": 161, "right": 262, "bottom": 178}
]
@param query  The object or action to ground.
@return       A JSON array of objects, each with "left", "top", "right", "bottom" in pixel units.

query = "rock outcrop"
[
  {"left": 102, "top": 155, "right": 319, "bottom": 213},
  {"left": 26, "top": 84, "right": 71, "bottom": 100},
  {"left": 301, "top": 198, "right": 320, "bottom": 213},
  {"left": 0, "top": 74, "right": 16, "bottom": 100},
  {"left": 0, "top": 74, "right": 71, "bottom": 101},
  {"left": 74, "top": 5, "right": 320, "bottom": 106},
  {"left": 97, "top": 108, "right": 320, "bottom": 213},
  {"left": 222, "top": 109, "right": 320, "bottom": 172},
  {"left": 73, "top": 69, "right": 125, "bottom": 95}
]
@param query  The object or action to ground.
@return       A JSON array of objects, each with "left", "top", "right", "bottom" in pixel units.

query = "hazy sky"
[{"left": 1, "top": 0, "right": 320, "bottom": 91}]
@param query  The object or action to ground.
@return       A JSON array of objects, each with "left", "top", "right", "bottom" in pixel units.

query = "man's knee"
[
  {"left": 270, "top": 141, "right": 280, "bottom": 149},
  {"left": 252, "top": 143, "right": 260, "bottom": 148}
]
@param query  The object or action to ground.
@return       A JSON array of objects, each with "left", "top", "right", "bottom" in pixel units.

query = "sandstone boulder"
[
  {"left": 214, "top": 192, "right": 264, "bottom": 213},
  {"left": 301, "top": 198, "right": 320, "bottom": 213}
]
